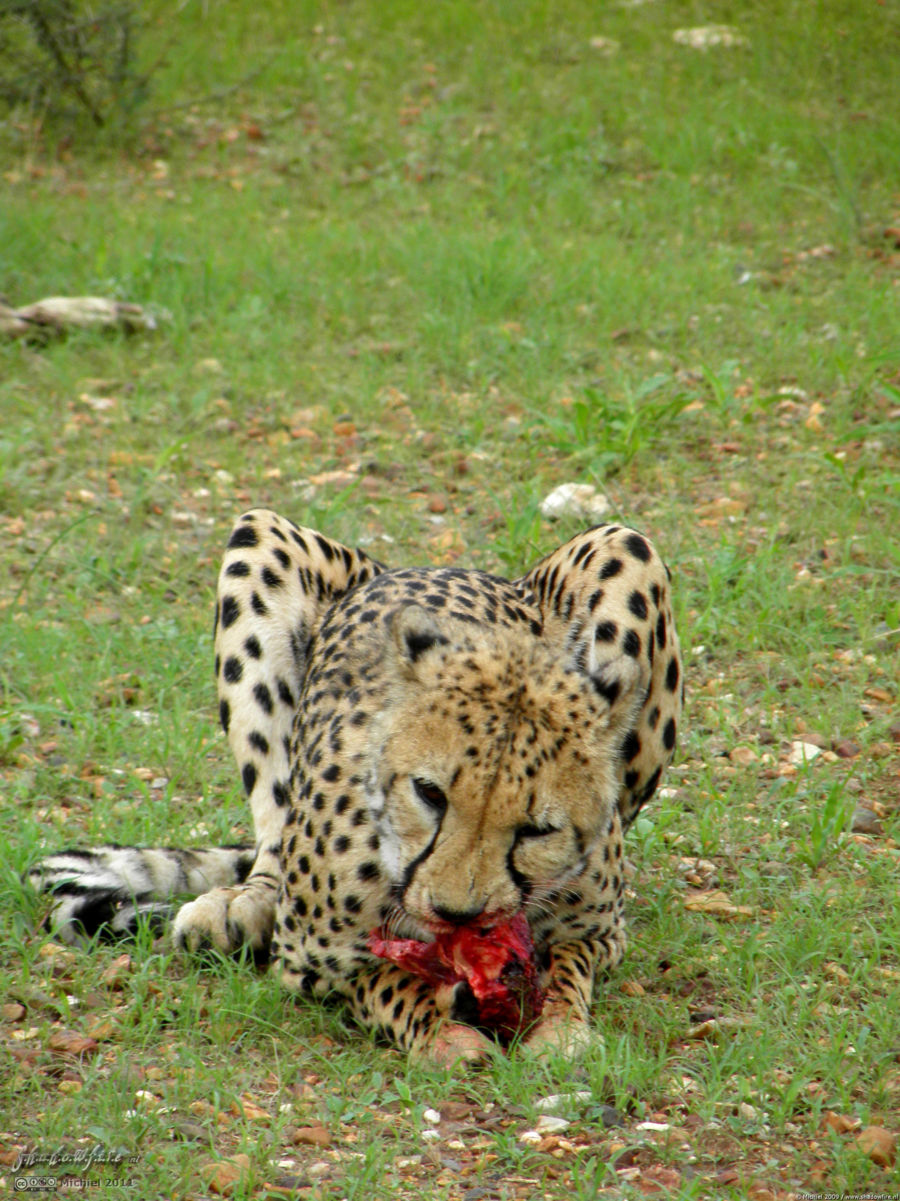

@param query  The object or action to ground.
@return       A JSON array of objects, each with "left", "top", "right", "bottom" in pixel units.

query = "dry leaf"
[
  {"left": 231, "top": 1096, "right": 270, "bottom": 1122},
  {"left": 823, "top": 1110, "right": 860, "bottom": 1134},
  {"left": 685, "top": 1016, "right": 752, "bottom": 1041},
  {"left": 307, "top": 469, "right": 358, "bottom": 487},
  {"left": 101, "top": 953, "right": 133, "bottom": 987},
  {"left": 683, "top": 890, "right": 754, "bottom": 920},
  {"left": 695, "top": 497, "right": 746, "bottom": 518},
  {"left": 292, "top": 1125, "right": 332, "bottom": 1148},
  {"left": 822, "top": 962, "right": 850, "bottom": 986},
  {"left": 48, "top": 1030, "right": 100, "bottom": 1056}
]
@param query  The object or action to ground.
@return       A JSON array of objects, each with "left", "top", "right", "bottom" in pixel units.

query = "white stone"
[
  {"left": 789, "top": 740, "right": 822, "bottom": 765},
  {"left": 535, "top": 1115, "right": 571, "bottom": 1134},
  {"left": 539, "top": 482, "right": 611, "bottom": 521},
  {"left": 672, "top": 25, "right": 748, "bottom": 49},
  {"left": 535, "top": 1092, "right": 592, "bottom": 1112},
  {"left": 422, "top": 1108, "right": 442, "bottom": 1125}
]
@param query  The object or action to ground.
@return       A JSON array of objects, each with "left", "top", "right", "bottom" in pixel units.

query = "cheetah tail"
[{"left": 26, "top": 845, "right": 255, "bottom": 945}]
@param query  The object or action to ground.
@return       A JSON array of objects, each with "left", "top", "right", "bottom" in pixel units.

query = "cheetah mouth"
[
  {"left": 368, "top": 913, "right": 545, "bottom": 1039},
  {"left": 421, "top": 912, "right": 512, "bottom": 938}
]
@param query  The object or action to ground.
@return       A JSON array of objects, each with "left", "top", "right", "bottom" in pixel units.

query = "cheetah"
[{"left": 31, "top": 509, "right": 683, "bottom": 1063}]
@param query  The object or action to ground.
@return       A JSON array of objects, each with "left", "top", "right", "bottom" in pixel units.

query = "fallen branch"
[{"left": 0, "top": 295, "right": 160, "bottom": 339}]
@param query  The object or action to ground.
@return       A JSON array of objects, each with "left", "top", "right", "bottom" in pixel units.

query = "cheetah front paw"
[
  {"left": 416, "top": 1021, "right": 494, "bottom": 1067},
  {"left": 172, "top": 884, "right": 275, "bottom": 958},
  {"left": 521, "top": 1001, "right": 595, "bottom": 1059}
]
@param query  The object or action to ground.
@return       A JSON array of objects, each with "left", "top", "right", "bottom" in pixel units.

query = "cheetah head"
[{"left": 365, "top": 605, "right": 647, "bottom": 933}]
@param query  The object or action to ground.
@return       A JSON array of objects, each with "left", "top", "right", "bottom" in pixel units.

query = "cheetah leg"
[
  {"left": 349, "top": 963, "right": 493, "bottom": 1065},
  {"left": 523, "top": 937, "right": 618, "bottom": 1057},
  {"left": 173, "top": 509, "right": 384, "bottom": 956}
]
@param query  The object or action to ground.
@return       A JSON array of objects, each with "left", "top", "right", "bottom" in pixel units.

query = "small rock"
[
  {"left": 269, "top": 1175, "right": 311, "bottom": 1193},
  {"left": 535, "top": 1091, "right": 592, "bottom": 1112},
  {"left": 856, "top": 1125, "right": 896, "bottom": 1167},
  {"left": 200, "top": 1153, "right": 251, "bottom": 1196},
  {"left": 851, "top": 807, "right": 883, "bottom": 835},
  {"left": 422, "top": 1108, "right": 442, "bottom": 1124},
  {"left": 588, "top": 36, "right": 620, "bottom": 55},
  {"left": 518, "top": 1130, "right": 542, "bottom": 1145},
  {"left": 672, "top": 24, "right": 749, "bottom": 49},
  {"left": 2, "top": 1002, "right": 26, "bottom": 1021},
  {"left": 833, "top": 739, "right": 861, "bottom": 759},
  {"left": 788, "top": 740, "right": 822, "bottom": 765},
  {"left": 688, "top": 1008, "right": 718, "bottom": 1023},
  {"left": 171, "top": 1120, "right": 208, "bottom": 1142},
  {"left": 535, "top": 1115, "right": 570, "bottom": 1134},
  {"left": 540, "top": 483, "right": 611, "bottom": 521},
  {"left": 598, "top": 1105, "right": 625, "bottom": 1128},
  {"left": 729, "top": 746, "right": 757, "bottom": 765}
]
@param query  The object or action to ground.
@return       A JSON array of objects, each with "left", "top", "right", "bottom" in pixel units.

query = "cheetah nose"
[{"left": 432, "top": 902, "right": 486, "bottom": 927}]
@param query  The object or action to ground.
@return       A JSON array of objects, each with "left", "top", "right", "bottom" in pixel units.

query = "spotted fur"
[{"left": 31, "top": 509, "right": 683, "bottom": 1062}]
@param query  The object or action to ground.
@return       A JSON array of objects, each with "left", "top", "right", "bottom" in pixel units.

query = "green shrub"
[{"left": 0, "top": 0, "right": 151, "bottom": 127}]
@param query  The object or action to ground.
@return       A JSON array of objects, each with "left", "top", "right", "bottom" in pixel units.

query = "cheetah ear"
[{"left": 390, "top": 605, "right": 450, "bottom": 671}]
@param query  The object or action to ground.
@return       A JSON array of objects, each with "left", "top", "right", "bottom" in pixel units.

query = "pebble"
[
  {"left": 422, "top": 1107, "right": 442, "bottom": 1124},
  {"left": 833, "top": 739, "right": 861, "bottom": 759},
  {"left": 788, "top": 740, "right": 822, "bottom": 765},
  {"left": 851, "top": 807, "right": 883, "bottom": 835},
  {"left": 857, "top": 1125, "right": 896, "bottom": 1167},
  {"left": 539, "top": 483, "right": 611, "bottom": 521},
  {"left": 535, "top": 1092, "right": 592, "bottom": 1112},
  {"left": 535, "top": 1115, "right": 570, "bottom": 1134}
]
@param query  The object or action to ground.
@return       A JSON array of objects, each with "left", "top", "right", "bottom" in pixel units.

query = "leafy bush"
[{"left": 0, "top": 0, "right": 151, "bottom": 127}]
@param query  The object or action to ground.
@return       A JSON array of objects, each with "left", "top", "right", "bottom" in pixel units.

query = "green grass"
[{"left": 2, "top": 0, "right": 899, "bottom": 1196}]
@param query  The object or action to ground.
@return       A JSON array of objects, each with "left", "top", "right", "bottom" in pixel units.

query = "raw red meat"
[{"left": 368, "top": 912, "right": 545, "bottom": 1038}]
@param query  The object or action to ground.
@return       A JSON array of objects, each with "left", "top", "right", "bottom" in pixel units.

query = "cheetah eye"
[
  {"left": 412, "top": 778, "right": 448, "bottom": 815},
  {"left": 516, "top": 822, "right": 561, "bottom": 840}
]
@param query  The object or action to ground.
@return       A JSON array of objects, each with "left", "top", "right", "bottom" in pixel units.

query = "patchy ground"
[{"left": 1, "top": 1, "right": 898, "bottom": 1197}]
